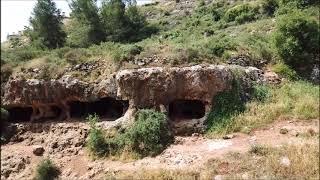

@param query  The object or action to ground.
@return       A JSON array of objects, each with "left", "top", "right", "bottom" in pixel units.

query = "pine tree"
[
  {"left": 69, "top": 0, "right": 105, "bottom": 44},
  {"left": 29, "top": 0, "right": 66, "bottom": 49},
  {"left": 101, "top": 0, "right": 127, "bottom": 41}
]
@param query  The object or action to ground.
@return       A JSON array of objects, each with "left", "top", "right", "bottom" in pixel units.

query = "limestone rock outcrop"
[{"left": 2, "top": 65, "right": 263, "bottom": 132}]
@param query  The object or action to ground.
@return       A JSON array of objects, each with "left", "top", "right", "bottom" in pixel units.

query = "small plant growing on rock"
[{"left": 34, "top": 158, "right": 60, "bottom": 180}]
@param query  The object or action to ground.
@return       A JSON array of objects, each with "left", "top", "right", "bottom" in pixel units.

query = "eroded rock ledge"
[{"left": 2, "top": 65, "right": 262, "bottom": 132}]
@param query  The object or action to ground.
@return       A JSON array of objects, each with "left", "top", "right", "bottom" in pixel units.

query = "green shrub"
[
  {"left": 206, "top": 71, "right": 246, "bottom": 134},
  {"left": 86, "top": 110, "right": 173, "bottom": 158},
  {"left": 261, "top": 0, "right": 279, "bottom": 16},
  {"left": 125, "top": 109, "right": 173, "bottom": 157},
  {"left": 66, "top": 18, "right": 93, "bottom": 48},
  {"left": 273, "top": 10, "right": 319, "bottom": 73},
  {"left": 204, "top": 35, "right": 235, "bottom": 57},
  {"left": 1, "top": 46, "right": 45, "bottom": 65},
  {"left": 86, "top": 114, "right": 108, "bottom": 157},
  {"left": 34, "top": 158, "right": 60, "bottom": 180},
  {"left": 279, "top": 0, "right": 319, "bottom": 9},
  {"left": 272, "top": 62, "right": 299, "bottom": 80},
  {"left": 252, "top": 85, "right": 271, "bottom": 102},
  {"left": 224, "top": 4, "right": 259, "bottom": 24},
  {"left": 64, "top": 48, "right": 90, "bottom": 65}
]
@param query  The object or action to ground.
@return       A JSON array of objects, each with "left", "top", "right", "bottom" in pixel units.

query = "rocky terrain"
[{"left": 1, "top": 118, "right": 318, "bottom": 179}]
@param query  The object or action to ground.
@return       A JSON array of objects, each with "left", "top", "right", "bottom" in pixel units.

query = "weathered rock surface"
[
  {"left": 2, "top": 65, "right": 263, "bottom": 132},
  {"left": 116, "top": 65, "right": 263, "bottom": 108},
  {"left": 1, "top": 152, "right": 31, "bottom": 179},
  {"left": 32, "top": 145, "right": 45, "bottom": 156}
]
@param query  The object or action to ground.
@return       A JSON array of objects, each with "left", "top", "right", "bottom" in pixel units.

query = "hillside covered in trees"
[
  {"left": 1, "top": 0, "right": 319, "bottom": 83},
  {"left": 1, "top": 0, "right": 319, "bottom": 179}
]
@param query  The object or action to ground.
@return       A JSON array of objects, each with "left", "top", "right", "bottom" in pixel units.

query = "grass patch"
[
  {"left": 86, "top": 110, "right": 173, "bottom": 159},
  {"left": 206, "top": 81, "right": 319, "bottom": 137},
  {"left": 34, "top": 158, "right": 60, "bottom": 180}
]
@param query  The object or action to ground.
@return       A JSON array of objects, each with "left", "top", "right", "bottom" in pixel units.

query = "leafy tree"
[
  {"left": 273, "top": 10, "right": 319, "bottom": 72},
  {"left": 125, "top": 3, "right": 148, "bottom": 41},
  {"left": 101, "top": 0, "right": 128, "bottom": 41},
  {"left": 68, "top": 0, "right": 106, "bottom": 45},
  {"left": 65, "top": 18, "right": 92, "bottom": 47},
  {"left": 29, "top": 0, "right": 66, "bottom": 49},
  {"left": 100, "top": 0, "right": 149, "bottom": 42}
]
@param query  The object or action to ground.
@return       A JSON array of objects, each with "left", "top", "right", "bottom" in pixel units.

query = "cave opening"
[
  {"left": 68, "top": 97, "right": 129, "bottom": 120},
  {"left": 50, "top": 105, "right": 62, "bottom": 119},
  {"left": 7, "top": 106, "right": 33, "bottom": 122},
  {"left": 169, "top": 100, "right": 205, "bottom": 120}
]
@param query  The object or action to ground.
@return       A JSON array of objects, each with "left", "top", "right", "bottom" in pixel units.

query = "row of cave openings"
[{"left": 7, "top": 99, "right": 206, "bottom": 123}]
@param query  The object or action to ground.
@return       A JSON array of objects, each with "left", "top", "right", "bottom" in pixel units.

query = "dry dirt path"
[{"left": 1, "top": 119, "right": 318, "bottom": 179}]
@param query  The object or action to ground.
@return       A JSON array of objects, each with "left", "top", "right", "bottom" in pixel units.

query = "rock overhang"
[{"left": 2, "top": 65, "right": 263, "bottom": 123}]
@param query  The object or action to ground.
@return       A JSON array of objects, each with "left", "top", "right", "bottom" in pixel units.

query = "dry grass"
[{"left": 105, "top": 143, "right": 319, "bottom": 180}]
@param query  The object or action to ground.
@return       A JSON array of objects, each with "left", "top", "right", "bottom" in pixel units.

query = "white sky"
[{"left": 1, "top": 0, "right": 152, "bottom": 42}]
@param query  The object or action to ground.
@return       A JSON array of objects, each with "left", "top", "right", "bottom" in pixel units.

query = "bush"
[
  {"left": 1, "top": 46, "right": 45, "bottom": 65},
  {"left": 204, "top": 35, "right": 235, "bottom": 57},
  {"left": 224, "top": 4, "right": 259, "bottom": 24},
  {"left": 206, "top": 71, "right": 246, "bottom": 134},
  {"left": 273, "top": 10, "right": 319, "bottom": 73},
  {"left": 66, "top": 18, "right": 93, "bottom": 48},
  {"left": 252, "top": 85, "right": 271, "bottom": 102},
  {"left": 279, "top": 0, "right": 319, "bottom": 9},
  {"left": 64, "top": 48, "right": 90, "bottom": 65},
  {"left": 272, "top": 62, "right": 299, "bottom": 80},
  {"left": 125, "top": 109, "right": 173, "bottom": 157},
  {"left": 34, "top": 158, "right": 60, "bottom": 180},
  {"left": 260, "top": 0, "right": 279, "bottom": 16},
  {"left": 86, "top": 114, "right": 108, "bottom": 157},
  {"left": 86, "top": 110, "right": 173, "bottom": 158}
]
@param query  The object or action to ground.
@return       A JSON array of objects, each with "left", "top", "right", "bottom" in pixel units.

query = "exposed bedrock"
[{"left": 2, "top": 65, "right": 263, "bottom": 132}]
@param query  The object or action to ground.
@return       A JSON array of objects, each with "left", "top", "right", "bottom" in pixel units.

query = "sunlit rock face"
[{"left": 2, "top": 65, "right": 263, "bottom": 133}]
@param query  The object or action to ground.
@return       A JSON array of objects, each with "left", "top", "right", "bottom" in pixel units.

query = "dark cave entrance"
[
  {"left": 169, "top": 100, "right": 205, "bottom": 120},
  {"left": 7, "top": 106, "right": 33, "bottom": 122},
  {"left": 68, "top": 97, "right": 129, "bottom": 120}
]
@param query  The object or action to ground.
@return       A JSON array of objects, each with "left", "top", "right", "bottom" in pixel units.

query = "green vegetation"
[
  {"left": 1, "top": 0, "right": 318, "bottom": 82},
  {"left": 206, "top": 81, "right": 319, "bottom": 137},
  {"left": 273, "top": 9, "right": 319, "bottom": 75},
  {"left": 271, "top": 62, "right": 298, "bottom": 80},
  {"left": 206, "top": 70, "right": 246, "bottom": 135},
  {"left": 28, "top": 0, "right": 66, "bottom": 49},
  {"left": 86, "top": 110, "right": 173, "bottom": 159},
  {"left": 34, "top": 158, "right": 60, "bottom": 180}
]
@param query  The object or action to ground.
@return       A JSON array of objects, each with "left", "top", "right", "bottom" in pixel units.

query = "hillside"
[{"left": 1, "top": 0, "right": 319, "bottom": 179}]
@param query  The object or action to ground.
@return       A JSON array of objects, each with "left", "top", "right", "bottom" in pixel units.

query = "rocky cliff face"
[{"left": 2, "top": 65, "right": 263, "bottom": 132}]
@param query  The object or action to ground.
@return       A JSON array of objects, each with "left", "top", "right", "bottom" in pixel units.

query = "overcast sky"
[{"left": 1, "top": 0, "right": 152, "bottom": 42}]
